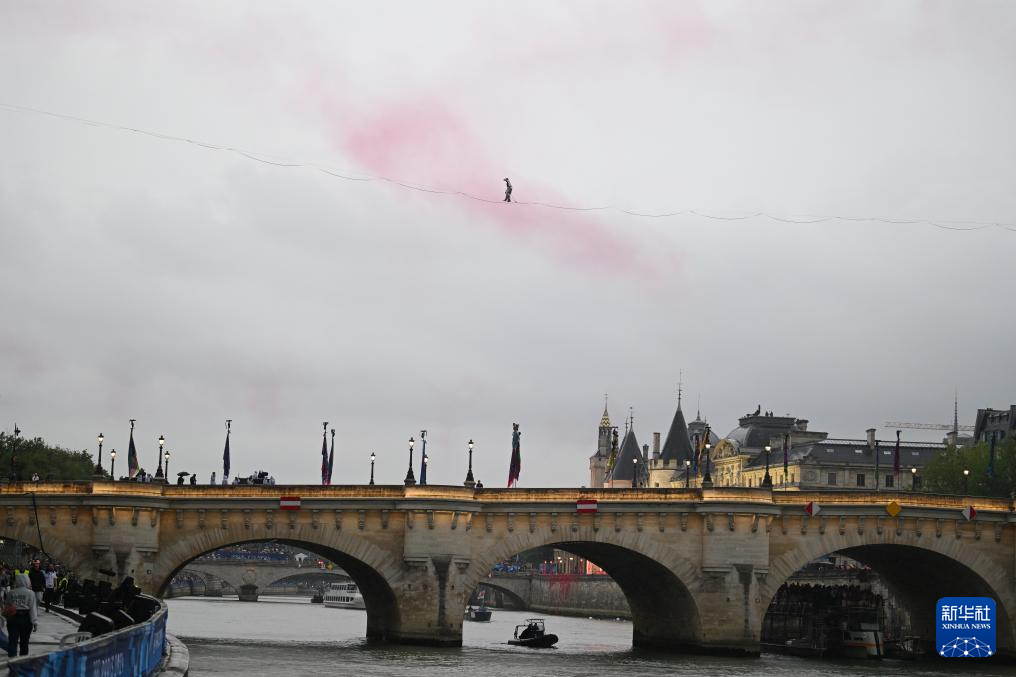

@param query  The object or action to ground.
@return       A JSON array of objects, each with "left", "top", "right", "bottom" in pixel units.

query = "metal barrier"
[{"left": 7, "top": 601, "right": 166, "bottom": 677}]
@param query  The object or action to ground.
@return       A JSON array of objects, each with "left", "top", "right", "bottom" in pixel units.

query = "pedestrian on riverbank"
[
  {"left": 43, "top": 565, "right": 57, "bottom": 612},
  {"left": 27, "top": 561, "right": 45, "bottom": 607},
  {"left": 5, "top": 574, "right": 38, "bottom": 657}
]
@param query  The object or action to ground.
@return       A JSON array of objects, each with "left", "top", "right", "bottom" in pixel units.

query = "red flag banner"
[
  {"left": 576, "top": 499, "right": 598, "bottom": 513},
  {"left": 279, "top": 496, "right": 302, "bottom": 510},
  {"left": 507, "top": 423, "right": 521, "bottom": 488},
  {"left": 805, "top": 501, "right": 821, "bottom": 516},
  {"left": 962, "top": 505, "right": 977, "bottom": 521}
]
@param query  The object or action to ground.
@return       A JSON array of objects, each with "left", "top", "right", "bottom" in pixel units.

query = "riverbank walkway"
[{"left": 0, "top": 609, "right": 78, "bottom": 667}]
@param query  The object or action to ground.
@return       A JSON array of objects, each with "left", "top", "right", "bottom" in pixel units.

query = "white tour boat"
[{"left": 323, "top": 581, "right": 366, "bottom": 610}]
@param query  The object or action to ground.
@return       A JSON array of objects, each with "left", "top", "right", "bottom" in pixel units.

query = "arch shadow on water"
[
  {"left": 466, "top": 541, "right": 701, "bottom": 652},
  {"left": 763, "top": 543, "right": 1014, "bottom": 658},
  {"left": 157, "top": 538, "right": 397, "bottom": 641}
]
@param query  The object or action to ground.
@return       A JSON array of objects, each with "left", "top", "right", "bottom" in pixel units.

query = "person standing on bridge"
[{"left": 5, "top": 574, "right": 37, "bottom": 657}]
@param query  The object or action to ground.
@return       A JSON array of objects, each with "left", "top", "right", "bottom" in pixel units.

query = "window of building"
[
  {"left": 827, "top": 472, "right": 837, "bottom": 486},
  {"left": 884, "top": 475, "right": 894, "bottom": 488},
  {"left": 791, "top": 473, "right": 795, "bottom": 483},
  {"left": 856, "top": 473, "right": 865, "bottom": 487}
]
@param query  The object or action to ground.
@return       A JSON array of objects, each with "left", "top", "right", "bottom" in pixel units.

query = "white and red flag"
[
  {"left": 279, "top": 496, "right": 302, "bottom": 510},
  {"left": 962, "top": 505, "right": 977, "bottom": 521},
  {"left": 576, "top": 499, "right": 598, "bottom": 513},
  {"left": 805, "top": 501, "right": 821, "bottom": 516}
]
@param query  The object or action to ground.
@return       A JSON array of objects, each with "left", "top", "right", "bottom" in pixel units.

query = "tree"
[
  {"left": 921, "top": 437, "right": 1016, "bottom": 497},
  {"left": 0, "top": 432, "right": 102, "bottom": 481}
]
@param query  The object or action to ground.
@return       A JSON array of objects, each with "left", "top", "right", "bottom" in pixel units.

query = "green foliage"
[
  {"left": 0, "top": 432, "right": 102, "bottom": 482},
  {"left": 921, "top": 437, "right": 1016, "bottom": 497}
]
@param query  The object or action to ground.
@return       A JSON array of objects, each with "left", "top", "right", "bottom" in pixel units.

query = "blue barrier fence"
[{"left": 8, "top": 603, "right": 166, "bottom": 677}]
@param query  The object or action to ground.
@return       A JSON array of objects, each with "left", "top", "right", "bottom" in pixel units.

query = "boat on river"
[
  {"left": 323, "top": 581, "right": 365, "bottom": 609},
  {"left": 464, "top": 605, "right": 492, "bottom": 622},
  {"left": 508, "top": 618, "right": 558, "bottom": 648}
]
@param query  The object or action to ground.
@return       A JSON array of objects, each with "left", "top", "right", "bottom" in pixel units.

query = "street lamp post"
[
  {"left": 963, "top": 468, "right": 970, "bottom": 494},
  {"left": 11, "top": 425, "right": 20, "bottom": 481},
  {"left": 110, "top": 449, "right": 116, "bottom": 480},
  {"left": 762, "top": 444, "right": 773, "bottom": 488},
  {"left": 404, "top": 437, "right": 416, "bottom": 486},
  {"left": 95, "top": 433, "right": 105, "bottom": 475},
  {"left": 632, "top": 457, "right": 639, "bottom": 488},
  {"left": 464, "top": 439, "right": 475, "bottom": 488},
  {"left": 684, "top": 459, "right": 691, "bottom": 488},
  {"left": 156, "top": 435, "right": 165, "bottom": 480},
  {"left": 910, "top": 466, "right": 917, "bottom": 491},
  {"left": 165, "top": 450, "right": 171, "bottom": 479},
  {"left": 369, "top": 452, "right": 376, "bottom": 485}
]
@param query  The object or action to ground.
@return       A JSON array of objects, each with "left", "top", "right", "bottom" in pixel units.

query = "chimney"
[
  {"left": 652, "top": 432, "right": 661, "bottom": 460},
  {"left": 866, "top": 428, "right": 876, "bottom": 448}
]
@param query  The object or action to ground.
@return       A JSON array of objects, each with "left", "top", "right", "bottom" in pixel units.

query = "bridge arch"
[
  {"left": 0, "top": 530, "right": 89, "bottom": 575},
  {"left": 462, "top": 527, "right": 702, "bottom": 651},
  {"left": 154, "top": 533, "right": 401, "bottom": 641},
  {"left": 765, "top": 531, "right": 1016, "bottom": 654},
  {"left": 475, "top": 580, "right": 528, "bottom": 610}
]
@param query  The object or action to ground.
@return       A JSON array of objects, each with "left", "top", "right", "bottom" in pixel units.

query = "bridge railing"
[{"left": 6, "top": 599, "right": 167, "bottom": 677}]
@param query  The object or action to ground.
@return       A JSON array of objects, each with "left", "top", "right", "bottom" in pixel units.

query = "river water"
[{"left": 167, "top": 596, "right": 1007, "bottom": 676}]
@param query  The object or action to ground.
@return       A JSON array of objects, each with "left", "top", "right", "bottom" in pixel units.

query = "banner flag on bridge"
[
  {"left": 223, "top": 421, "right": 231, "bottom": 481},
  {"left": 962, "top": 505, "right": 977, "bottom": 521},
  {"left": 320, "top": 423, "right": 329, "bottom": 486},
  {"left": 576, "top": 499, "right": 598, "bottom": 513},
  {"left": 280, "top": 496, "right": 301, "bottom": 510},
  {"left": 804, "top": 501, "right": 821, "bottom": 516},
  {"left": 327, "top": 428, "right": 335, "bottom": 485},
  {"left": 127, "top": 421, "right": 140, "bottom": 479},
  {"left": 507, "top": 423, "right": 521, "bottom": 487}
]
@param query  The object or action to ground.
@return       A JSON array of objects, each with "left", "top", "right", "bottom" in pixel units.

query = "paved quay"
[{"left": 0, "top": 608, "right": 79, "bottom": 666}]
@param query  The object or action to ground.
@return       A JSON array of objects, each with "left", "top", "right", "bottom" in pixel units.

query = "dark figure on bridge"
[{"left": 503, "top": 178, "right": 512, "bottom": 202}]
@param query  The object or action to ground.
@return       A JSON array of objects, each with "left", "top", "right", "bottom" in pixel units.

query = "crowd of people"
[
  {"left": 768, "top": 582, "right": 884, "bottom": 613},
  {"left": 196, "top": 543, "right": 292, "bottom": 563},
  {"left": 0, "top": 559, "right": 74, "bottom": 657}
]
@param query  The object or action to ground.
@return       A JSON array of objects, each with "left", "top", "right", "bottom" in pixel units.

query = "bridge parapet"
[{"left": 1, "top": 482, "right": 1013, "bottom": 656}]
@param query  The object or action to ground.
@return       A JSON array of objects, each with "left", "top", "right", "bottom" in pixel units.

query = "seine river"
[{"left": 167, "top": 596, "right": 1007, "bottom": 677}]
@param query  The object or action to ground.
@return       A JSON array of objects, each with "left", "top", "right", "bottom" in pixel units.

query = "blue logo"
[{"left": 937, "top": 597, "right": 995, "bottom": 657}]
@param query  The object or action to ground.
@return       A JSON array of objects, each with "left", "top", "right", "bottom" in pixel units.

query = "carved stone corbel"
[
  {"left": 570, "top": 513, "right": 578, "bottom": 533},
  {"left": 49, "top": 506, "right": 57, "bottom": 526},
  {"left": 974, "top": 521, "right": 982, "bottom": 540},
  {"left": 150, "top": 509, "right": 159, "bottom": 528},
  {"left": 838, "top": 516, "right": 846, "bottom": 535},
  {"left": 265, "top": 509, "right": 274, "bottom": 530},
  {"left": 914, "top": 518, "right": 922, "bottom": 537},
  {"left": 287, "top": 510, "right": 297, "bottom": 530},
  {"left": 528, "top": 512, "right": 537, "bottom": 534},
  {"left": 221, "top": 509, "right": 229, "bottom": 530},
  {"left": 243, "top": 509, "right": 252, "bottom": 529},
  {"left": 507, "top": 512, "right": 515, "bottom": 532},
  {"left": 70, "top": 506, "right": 79, "bottom": 525},
  {"left": 311, "top": 509, "right": 320, "bottom": 529},
  {"left": 727, "top": 513, "right": 735, "bottom": 532},
  {"left": 131, "top": 508, "right": 140, "bottom": 527},
  {"left": 593, "top": 513, "right": 601, "bottom": 532},
  {"left": 197, "top": 509, "right": 206, "bottom": 529},
  {"left": 875, "top": 517, "right": 883, "bottom": 535},
  {"left": 485, "top": 512, "right": 494, "bottom": 533},
  {"left": 857, "top": 516, "right": 865, "bottom": 535},
  {"left": 780, "top": 514, "right": 787, "bottom": 535},
  {"left": 936, "top": 519, "right": 943, "bottom": 538},
  {"left": 175, "top": 509, "right": 184, "bottom": 529},
  {"left": 406, "top": 510, "right": 415, "bottom": 530},
  {"left": 818, "top": 515, "right": 827, "bottom": 535},
  {"left": 465, "top": 512, "right": 476, "bottom": 531},
  {"left": 994, "top": 523, "right": 1003, "bottom": 542},
  {"left": 659, "top": 512, "right": 667, "bottom": 532},
  {"left": 637, "top": 512, "right": 645, "bottom": 532},
  {"left": 551, "top": 512, "right": 560, "bottom": 533},
  {"left": 359, "top": 510, "right": 367, "bottom": 530},
  {"left": 706, "top": 513, "right": 715, "bottom": 532},
  {"left": 382, "top": 510, "right": 390, "bottom": 529},
  {"left": 107, "top": 507, "right": 114, "bottom": 526},
  {"left": 334, "top": 509, "right": 343, "bottom": 530},
  {"left": 426, "top": 510, "right": 434, "bottom": 530},
  {"left": 613, "top": 512, "right": 623, "bottom": 533},
  {"left": 680, "top": 513, "right": 688, "bottom": 532},
  {"left": 955, "top": 519, "right": 963, "bottom": 539},
  {"left": 895, "top": 518, "right": 903, "bottom": 536}
]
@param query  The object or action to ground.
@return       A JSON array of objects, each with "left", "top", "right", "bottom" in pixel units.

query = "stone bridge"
[
  {"left": 479, "top": 574, "right": 630, "bottom": 617},
  {"left": 180, "top": 560, "right": 350, "bottom": 594},
  {"left": 1, "top": 482, "right": 1014, "bottom": 656}
]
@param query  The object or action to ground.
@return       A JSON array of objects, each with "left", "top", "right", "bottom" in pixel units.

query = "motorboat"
[
  {"left": 464, "top": 605, "right": 492, "bottom": 622},
  {"left": 310, "top": 589, "right": 324, "bottom": 604},
  {"left": 323, "top": 581, "right": 366, "bottom": 609},
  {"left": 508, "top": 618, "right": 558, "bottom": 648}
]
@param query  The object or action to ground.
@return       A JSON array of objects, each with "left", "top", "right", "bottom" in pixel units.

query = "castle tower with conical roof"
[{"left": 589, "top": 399, "right": 613, "bottom": 488}]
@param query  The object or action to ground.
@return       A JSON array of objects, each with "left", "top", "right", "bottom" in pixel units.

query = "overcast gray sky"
[{"left": 1, "top": 1, "right": 1014, "bottom": 486}]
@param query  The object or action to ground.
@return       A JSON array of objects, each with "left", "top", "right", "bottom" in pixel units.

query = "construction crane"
[{"left": 884, "top": 422, "right": 974, "bottom": 431}]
